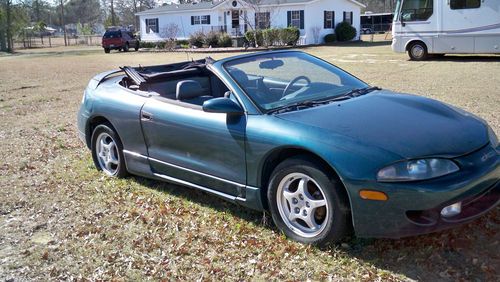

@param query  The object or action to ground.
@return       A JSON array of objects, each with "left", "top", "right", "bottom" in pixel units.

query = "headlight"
[
  {"left": 377, "top": 158, "right": 459, "bottom": 182},
  {"left": 487, "top": 125, "right": 498, "bottom": 147}
]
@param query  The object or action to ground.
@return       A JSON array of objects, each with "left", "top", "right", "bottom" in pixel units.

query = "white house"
[{"left": 136, "top": 0, "right": 365, "bottom": 45}]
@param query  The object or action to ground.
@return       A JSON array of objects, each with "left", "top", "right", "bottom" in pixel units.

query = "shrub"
[
  {"left": 188, "top": 31, "right": 205, "bottom": 48},
  {"left": 279, "top": 27, "right": 300, "bottom": 46},
  {"left": 218, "top": 33, "right": 232, "bottom": 47},
  {"left": 335, "top": 22, "right": 357, "bottom": 42},
  {"left": 262, "top": 28, "right": 279, "bottom": 46},
  {"left": 324, "top": 33, "right": 336, "bottom": 43},
  {"left": 244, "top": 29, "right": 263, "bottom": 47},
  {"left": 177, "top": 39, "right": 189, "bottom": 46},
  {"left": 204, "top": 31, "right": 220, "bottom": 47}
]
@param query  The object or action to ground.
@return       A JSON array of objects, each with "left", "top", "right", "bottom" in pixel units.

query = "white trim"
[{"left": 149, "top": 157, "right": 246, "bottom": 188}]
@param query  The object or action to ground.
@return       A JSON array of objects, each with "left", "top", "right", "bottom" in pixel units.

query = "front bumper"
[{"left": 349, "top": 143, "right": 500, "bottom": 238}]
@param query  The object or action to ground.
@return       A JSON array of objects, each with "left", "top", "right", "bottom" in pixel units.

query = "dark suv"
[{"left": 102, "top": 29, "right": 140, "bottom": 53}]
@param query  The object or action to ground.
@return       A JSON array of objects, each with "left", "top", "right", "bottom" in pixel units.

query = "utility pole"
[
  {"left": 59, "top": 0, "right": 67, "bottom": 46},
  {"left": 111, "top": 0, "right": 116, "bottom": 26}
]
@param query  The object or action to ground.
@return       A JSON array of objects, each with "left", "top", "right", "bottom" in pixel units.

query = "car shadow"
[
  {"left": 423, "top": 55, "right": 500, "bottom": 62},
  {"left": 129, "top": 175, "right": 268, "bottom": 227},
  {"left": 129, "top": 175, "right": 499, "bottom": 281}
]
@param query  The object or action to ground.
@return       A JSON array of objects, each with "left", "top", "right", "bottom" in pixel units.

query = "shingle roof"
[{"left": 136, "top": 0, "right": 364, "bottom": 16}]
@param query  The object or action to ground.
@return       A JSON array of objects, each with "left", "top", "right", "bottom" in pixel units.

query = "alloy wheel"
[{"left": 276, "top": 172, "right": 329, "bottom": 238}]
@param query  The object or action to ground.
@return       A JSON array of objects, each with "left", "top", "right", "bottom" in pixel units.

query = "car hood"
[{"left": 277, "top": 91, "right": 488, "bottom": 158}]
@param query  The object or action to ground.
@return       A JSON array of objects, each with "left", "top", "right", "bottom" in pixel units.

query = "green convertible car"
[{"left": 77, "top": 50, "right": 499, "bottom": 246}]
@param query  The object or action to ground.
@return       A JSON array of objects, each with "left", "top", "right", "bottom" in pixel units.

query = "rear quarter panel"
[{"left": 84, "top": 76, "right": 149, "bottom": 156}]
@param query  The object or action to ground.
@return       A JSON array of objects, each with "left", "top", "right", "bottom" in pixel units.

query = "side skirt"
[{"left": 123, "top": 150, "right": 264, "bottom": 211}]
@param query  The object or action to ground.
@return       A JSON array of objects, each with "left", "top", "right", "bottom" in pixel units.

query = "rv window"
[
  {"left": 450, "top": 0, "right": 480, "bottom": 10},
  {"left": 400, "top": 0, "right": 433, "bottom": 22}
]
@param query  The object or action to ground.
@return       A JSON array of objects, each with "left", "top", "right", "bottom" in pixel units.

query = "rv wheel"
[{"left": 408, "top": 42, "right": 428, "bottom": 61}]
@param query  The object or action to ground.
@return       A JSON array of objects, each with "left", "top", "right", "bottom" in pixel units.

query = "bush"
[
  {"left": 244, "top": 29, "right": 263, "bottom": 47},
  {"left": 262, "top": 28, "right": 279, "bottom": 46},
  {"left": 204, "top": 31, "right": 220, "bottom": 47},
  {"left": 324, "top": 33, "right": 336, "bottom": 43},
  {"left": 177, "top": 39, "right": 189, "bottom": 46},
  {"left": 335, "top": 22, "right": 357, "bottom": 42},
  {"left": 218, "top": 33, "right": 232, "bottom": 47},
  {"left": 188, "top": 31, "right": 205, "bottom": 48},
  {"left": 141, "top": 41, "right": 165, "bottom": 48},
  {"left": 279, "top": 27, "right": 300, "bottom": 46}
]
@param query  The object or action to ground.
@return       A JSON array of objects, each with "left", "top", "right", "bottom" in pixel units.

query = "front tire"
[
  {"left": 135, "top": 42, "right": 139, "bottom": 51},
  {"left": 267, "top": 156, "right": 350, "bottom": 246},
  {"left": 408, "top": 41, "right": 428, "bottom": 61},
  {"left": 91, "top": 123, "right": 128, "bottom": 177},
  {"left": 123, "top": 42, "right": 129, "bottom": 52}
]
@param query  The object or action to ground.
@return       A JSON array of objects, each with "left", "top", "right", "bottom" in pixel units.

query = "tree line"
[{"left": 0, "top": 0, "right": 155, "bottom": 52}]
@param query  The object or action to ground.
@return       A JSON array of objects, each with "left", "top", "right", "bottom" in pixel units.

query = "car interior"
[{"left": 119, "top": 59, "right": 231, "bottom": 107}]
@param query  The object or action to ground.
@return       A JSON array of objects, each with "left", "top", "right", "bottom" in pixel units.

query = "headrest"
[
  {"left": 176, "top": 80, "right": 204, "bottom": 100},
  {"left": 228, "top": 68, "right": 249, "bottom": 86}
]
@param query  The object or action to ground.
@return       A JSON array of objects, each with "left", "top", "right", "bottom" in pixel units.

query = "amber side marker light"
[{"left": 359, "top": 190, "right": 388, "bottom": 201}]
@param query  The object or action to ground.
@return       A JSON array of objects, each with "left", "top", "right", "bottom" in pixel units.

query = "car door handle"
[{"left": 141, "top": 111, "right": 153, "bottom": 121}]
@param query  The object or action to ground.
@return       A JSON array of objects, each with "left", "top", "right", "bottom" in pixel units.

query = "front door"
[
  {"left": 140, "top": 97, "right": 247, "bottom": 197},
  {"left": 232, "top": 10, "right": 240, "bottom": 31}
]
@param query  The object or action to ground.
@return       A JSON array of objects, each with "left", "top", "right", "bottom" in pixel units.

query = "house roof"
[{"left": 136, "top": 0, "right": 364, "bottom": 16}]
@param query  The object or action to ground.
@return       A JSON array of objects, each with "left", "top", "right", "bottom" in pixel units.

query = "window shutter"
[
  {"left": 324, "top": 11, "right": 327, "bottom": 29},
  {"left": 343, "top": 12, "right": 346, "bottom": 22},
  {"left": 287, "top": 11, "right": 291, "bottom": 27},
  {"left": 145, "top": 19, "right": 150, "bottom": 34},
  {"left": 255, "top": 13, "right": 258, "bottom": 29},
  {"left": 191, "top": 16, "right": 194, "bottom": 25},
  {"left": 155, "top": 18, "right": 159, "bottom": 33},
  {"left": 207, "top": 15, "right": 211, "bottom": 25},
  {"left": 300, "top": 10, "right": 304, "bottom": 29},
  {"left": 350, "top": 12, "right": 353, "bottom": 25}
]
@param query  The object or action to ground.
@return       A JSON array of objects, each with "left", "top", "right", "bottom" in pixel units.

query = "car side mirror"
[{"left": 203, "top": 97, "right": 244, "bottom": 115}]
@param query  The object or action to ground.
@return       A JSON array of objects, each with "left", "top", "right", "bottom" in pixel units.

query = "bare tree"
[
  {"left": 160, "top": 23, "right": 179, "bottom": 50},
  {"left": 110, "top": 0, "right": 115, "bottom": 26},
  {"left": 310, "top": 26, "right": 320, "bottom": 44},
  {"left": 237, "top": 0, "right": 280, "bottom": 46},
  {"left": 59, "top": 0, "right": 67, "bottom": 46}
]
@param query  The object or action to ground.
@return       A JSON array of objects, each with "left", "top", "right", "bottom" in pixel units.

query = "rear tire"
[
  {"left": 267, "top": 156, "right": 350, "bottom": 246},
  {"left": 91, "top": 123, "right": 128, "bottom": 178},
  {"left": 408, "top": 41, "right": 428, "bottom": 61},
  {"left": 104, "top": 48, "right": 110, "bottom": 53}
]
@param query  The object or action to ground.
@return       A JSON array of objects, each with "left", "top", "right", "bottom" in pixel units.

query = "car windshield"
[{"left": 223, "top": 52, "right": 368, "bottom": 112}]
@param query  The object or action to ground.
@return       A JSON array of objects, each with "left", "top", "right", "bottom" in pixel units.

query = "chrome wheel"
[
  {"left": 276, "top": 172, "right": 329, "bottom": 238},
  {"left": 95, "top": 132, "right": 120, "bottom": 175}
]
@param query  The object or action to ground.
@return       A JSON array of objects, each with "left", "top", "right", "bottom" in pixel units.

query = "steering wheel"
[{"left": 282, "top": 76, "right": 311, "bottom": 98}]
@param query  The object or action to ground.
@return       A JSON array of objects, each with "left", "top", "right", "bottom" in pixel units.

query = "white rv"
[{"left": 391, "top": 0, "right": 500, "bottom": 60}]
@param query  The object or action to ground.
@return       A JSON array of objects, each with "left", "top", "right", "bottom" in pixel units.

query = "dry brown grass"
[{"left": 0, "top": 44, "right": 499, "bottom": 281}]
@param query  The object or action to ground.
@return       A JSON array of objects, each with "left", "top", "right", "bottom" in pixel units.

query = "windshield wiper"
[
  {"left": 266, "top": 86, "right": 381, "bottom": 114},
  {"left": 328, "top": 86, "right": 381, "bottom": 102},
  {"left": 267, "top": 100, "right": 321, "bottom": 114}
]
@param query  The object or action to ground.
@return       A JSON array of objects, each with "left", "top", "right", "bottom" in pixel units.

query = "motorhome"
[{"left": 391, "top": 0, "right": 500, "bottom": 60}]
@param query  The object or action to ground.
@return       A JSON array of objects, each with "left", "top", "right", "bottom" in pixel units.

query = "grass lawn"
[{"left": 0, "top": 43, "right": 499, "bottom": 281}]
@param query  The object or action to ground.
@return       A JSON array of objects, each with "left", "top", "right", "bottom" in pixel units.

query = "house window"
[
  {"left": 255, "top": 12, "right": 270, "bottom": 29},
  {"left": 343, "top": 12, "right": 353, "bottom": 25},
  {"left": 145, "top": 18, "right": 159, "bottom": 33},
  {"left": 450, "top": 0, "right": 480, "bottom": 10},
  {"left": 324, "top": 11, "right": 334, "bottom": 28},
  {"left": 287, "top": 10, "right": 304, "bottom": 29},
  {"left": 191, "top": 15, "right": 211, "bottom": 25}
]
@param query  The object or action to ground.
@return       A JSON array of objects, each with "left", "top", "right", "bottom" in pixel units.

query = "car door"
[{"left": 140, "top": 96, "right": 247, "bottom": 197}]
